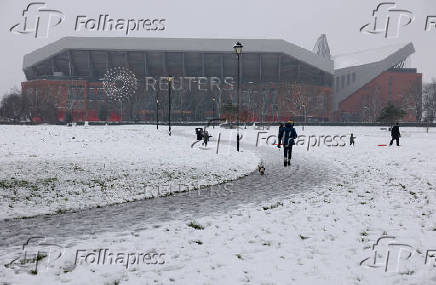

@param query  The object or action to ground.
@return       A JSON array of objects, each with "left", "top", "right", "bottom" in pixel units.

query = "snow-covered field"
[
  {"left": 1, "top": 125, "right": 436, "bottom": 284},
  {"left": 0, "top": 125, "right": 259, "bottom": 220}
]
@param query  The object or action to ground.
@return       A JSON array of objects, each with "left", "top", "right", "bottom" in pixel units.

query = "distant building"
[
  {"left": 21, "top": 37, "right": 333, "bottom": 123},
  {"left": 21, "top": 36, "right": 421, "bottom": 123},
  {"left": 332, "top": 41, "right": 422, "bottom": 122}
]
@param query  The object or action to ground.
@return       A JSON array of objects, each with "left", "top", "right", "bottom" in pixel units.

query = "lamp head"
[{"left": 233, "top": 41, "right": 243, "bottom": 54}]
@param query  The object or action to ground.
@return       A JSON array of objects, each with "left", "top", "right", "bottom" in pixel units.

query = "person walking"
[
  {"left": 203, "top": 130, "right": 210, "bottom": 147},
  {"left": 279, "top": 120, "right": 297, "bottom": 167},
  {"left": 389, "top": 122, "right": 401, "bottom": 146},
  {"left": 350, "top": 133, "right": 356, "bottom": 146}
]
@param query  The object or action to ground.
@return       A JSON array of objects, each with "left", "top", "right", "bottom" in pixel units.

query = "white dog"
[{"left": 258, "top": 160, "right": 266, "bottom": 175}]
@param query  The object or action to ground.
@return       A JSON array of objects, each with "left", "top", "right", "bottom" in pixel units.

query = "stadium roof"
[
  {"left": 23, "top": 37, "right": 334, "bottom": 74},
  {"left": 333, "top": 43, "right": 413, "bottom": 70},
  {"left": 332, "top": 42, "right": 416, "bottom": 111}
]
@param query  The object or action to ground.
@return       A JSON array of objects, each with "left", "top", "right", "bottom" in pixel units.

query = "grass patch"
[
  {"left": 56, "top": 209, "right": 67, "bottom": 215},
  {"left": 187, "top": 221, "right": 204, "bottom": 230},
  {"left": 0, "top": 179, "right": 30, "bottom": 189},
  {"left": 262, "top": 201, "right": 283, "bottom": 211}
]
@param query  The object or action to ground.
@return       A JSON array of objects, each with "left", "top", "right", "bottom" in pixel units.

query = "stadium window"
[
  {"left": 317, "top": 95, "right": 324, "bottom": 109},
  {"left": 336, "top": 77, "right": 340, "bottom": 91},
  {"left": 347, "top": 74, "right": 350, "bottom": 86},
  {"left": 341, "top": 75, "right": 345, "bottom": 88},
  {"left": 68, "top": 87, "right": 84, "bottom": 100},
  {"left": 97, "top": 88, "right": 105, "bottom": 100},
  {"left": 87, "top": 88, "right": 104, "bottom": 100},
  {"left": 87, "top": 88, "right": 95, "bottom": 100},
  {"left": 26, "top": 88, "right": 34, "bottom": 97},
  {"left": 352, "top": 72, "right": 356, "bottom": 83}
]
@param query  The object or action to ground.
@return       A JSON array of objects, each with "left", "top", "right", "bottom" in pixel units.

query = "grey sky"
[{"left": 0, "top": 0, "right": 435, "bottom": 98}]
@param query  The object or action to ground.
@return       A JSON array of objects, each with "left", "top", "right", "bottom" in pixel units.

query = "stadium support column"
[
  {"left": 278, "top": 55, "right": 281, "bottom": 82},
  {"left": 84, "top": 81, "right": 88, "bottom": 122},
  {"left": 220, "top": 55, "right": 224, "bottom": 80},
  {"left": 168, "top": 75, "right": 173, "bottom": 136},
  {"left": 259, "top": 54, "right": 262, "bottom": 82},
  {"left": 156, "top": 92, "right": 159, "bottom": 130},
  {"left": 182, "top": 53, "right": 186, "bottom": 77},
  {"left": 68, "top": 51, "right": 74, "bottom": 76},
  {"left": 233, "top": 41, "right": 243, "bottom": 152},
  {"left": 202, "top": 54, "right": 205, "bottom": 77}
]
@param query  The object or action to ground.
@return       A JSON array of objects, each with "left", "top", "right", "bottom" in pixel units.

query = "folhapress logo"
[
  {"left": 75, "top": 15, "right": 166, "bottom": 35},
  {"left": 360, "top": 2, "right": 414, "bottom": 39},
  {"left": 10, "top": 2, "right": 65, "bottom": 38},
  {"left": 10, "top": 3, "right": 166, "bottom": 39}
]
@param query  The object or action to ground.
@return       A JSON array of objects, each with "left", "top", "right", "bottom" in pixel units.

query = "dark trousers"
[
  {"left": 284, "top": 145, "right": 293, "bottom": 160},
  {"left": 389, "top": 137, "right": 399, "bottom": 146}
]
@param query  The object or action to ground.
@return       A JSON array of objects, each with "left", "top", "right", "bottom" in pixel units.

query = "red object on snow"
[{"left": 378, "top": 144, "right": 387, "bottom": 146}]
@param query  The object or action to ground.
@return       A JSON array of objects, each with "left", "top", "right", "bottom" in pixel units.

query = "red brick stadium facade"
[{"left": 337, "top": 69, "right": 422, "bottom": 122}]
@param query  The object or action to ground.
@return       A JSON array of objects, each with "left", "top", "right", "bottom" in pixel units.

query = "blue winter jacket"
[{"left": 282, "top": 123, "right": 297, "bottom": 146}]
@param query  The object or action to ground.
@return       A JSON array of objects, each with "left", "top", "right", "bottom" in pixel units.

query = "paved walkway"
[{"left": 0, "top": 134, "right": 337, "bottom": 249}]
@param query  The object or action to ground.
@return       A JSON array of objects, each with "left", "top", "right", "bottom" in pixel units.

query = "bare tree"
[
  {"left": 283, "top": 84, "right": 305, "bottom": 120},
  {"left": 0, "top": 88, "right": 32, "bottom": 122},
  {"left": 400, "top": 80, "right": 422, "bottom": 122},
  {"left": 283, "top": 83, "right": 323, "bottom": 125},
  {"left": 361, "top": 84, "right": 383, "bottom": 122},
  {"left": 423, "top": 79, "right": 436, "bottom": 123}
]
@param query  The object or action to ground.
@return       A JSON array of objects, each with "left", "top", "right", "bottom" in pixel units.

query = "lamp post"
[
  {"left": 168, "top": 75, "right": 173, "bottom": 136},
  {"left": 261, "top": 90, "right": 266, "bottom": 130},
  {"left": 302, "top": 104, "right": 307, "bottom": 131},
  {"left": 156, "top": 92, "right": 159, "bottom": 129},
  {"left": 233, "top": 41, "right": 243, "bottom": 151},
  {"left": 212, "top": 97, "right": 216, "bottom": 128},
  {"left": 362, "top": 106, "right": 369, "bottom": 123}
]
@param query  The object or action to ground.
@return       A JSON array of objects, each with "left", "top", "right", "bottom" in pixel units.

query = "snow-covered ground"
[
  {"left": 0, "top": 125, "right": 259, "bottom": 220},
  {"left": 1, "top": 126, "right": 436, "bottom": 284}
]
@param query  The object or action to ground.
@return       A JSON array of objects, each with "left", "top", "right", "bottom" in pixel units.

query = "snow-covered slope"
[
  {"left": 1, "top": 126, "right": 436, "bottom": 284},
  {"left": 0, "top": 125, "right": 259, "bottom": 220}
]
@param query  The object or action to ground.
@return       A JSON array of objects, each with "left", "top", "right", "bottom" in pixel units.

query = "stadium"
[{"left": 20, "top": 35, "right": 421, "bottom": 123}]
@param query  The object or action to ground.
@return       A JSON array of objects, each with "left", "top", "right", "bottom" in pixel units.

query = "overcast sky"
[{"left": 0, "top": 0, "right": 435, "bottom": 98}]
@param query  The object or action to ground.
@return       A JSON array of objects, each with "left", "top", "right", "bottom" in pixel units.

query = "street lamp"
[
  {"left": 233, "top": 41, "right": 243, "bottom": 151},
  {"left": 362, "top": 106, "right": 368, "bottom": 123},
  {"left": 168, "top": 75, "right": 173, "bottom": 136},
  {"left": 156, "top": 92, "right": 159, "bottom": 129},
  {"left": 301, "top": 104, "right": 307, "bottom": 131},
  {"left": 212, "top": 97, "right": 216, "bottom": 128}
]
